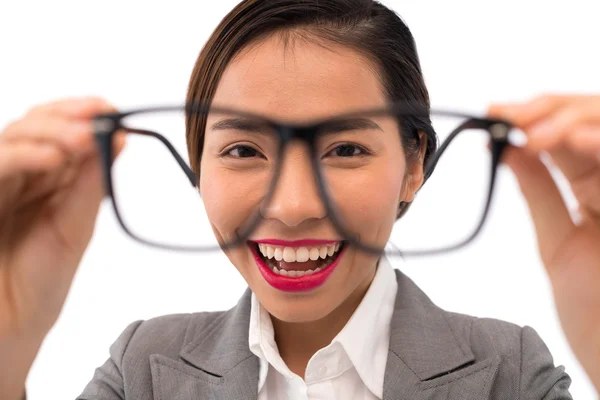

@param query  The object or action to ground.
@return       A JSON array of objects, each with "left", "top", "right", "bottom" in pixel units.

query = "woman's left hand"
[{"left": 488, "top": 95, "right": 600, "bottom": 393}]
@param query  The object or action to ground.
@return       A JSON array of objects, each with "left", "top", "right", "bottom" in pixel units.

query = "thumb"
[
  {"left": 502, "top": 146, "right": 575, "bottom": 272},
  {"left": 59, "top": 129, "right": 128, "bottom": 240},
  {"left": 56, "top": 152, "right": 105, "bottom": 251}
]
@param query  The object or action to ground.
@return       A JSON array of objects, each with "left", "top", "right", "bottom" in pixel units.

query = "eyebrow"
[
  {"left": 209, "top": 116, "right": 383, "bottom": 136},
  {"left": 318, "top": 118, "right": 384, "bottom": 135},
  {"left": 208, "top": 117, "right": 273, "bottom": 135}
]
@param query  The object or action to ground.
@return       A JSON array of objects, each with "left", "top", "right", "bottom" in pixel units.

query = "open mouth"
[
  {"left": 253, "top": 241, "right": 345, "bottom": 276},
  {"left": 248, "top": 240, "right": 347, "bottom": 291}
]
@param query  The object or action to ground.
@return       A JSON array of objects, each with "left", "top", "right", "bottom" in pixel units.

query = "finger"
[
  {"left": 17, "top": 154, "right": 81, "bottom": 208},
  {"left": 502, "top": 145, "right": 576, "bottom": 273},
  {"left": 488, "top": 94, "right": 581, "bottom": 126},
  {"left": 1, "top": 117, "right": 94, "bottom": 155},
  {"left": 526, "top": 102, "right": 600, "bottom": 150},
  {"left": 546, "top": 145, "right": 597, "bottom": 182},
  {"left": 112, "top": 130, "right": 127, "bottom": 159},
  {"left": 52, "top": 152, "right": 105, "bottom": 252},
  {"left": 545, "top": 146, "right": 600, "bottom": 221},
  {"left": 0, "top": 141, "right": 66, "bottom": 180},
  {"left": 24, "top": 97, "right": 116, "bottom": 119},
  {"left": 566, "top": 124, "right": 600, "bottom": 156},
  {"left": 15, "top": 130, "right": 128, "bottom": 210}
]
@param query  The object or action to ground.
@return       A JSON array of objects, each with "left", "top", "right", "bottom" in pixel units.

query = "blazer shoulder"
[
  {"left": 119, "top": 310, "right": 227, "bottom": 363},
  {"left": 77, "top": 311, "right": 229, "bottom": 400},
  {"left": 445, "top": 312, "right": 523, "bottom": 360},
  {"left": 444, "top": 311, "right": 572, "bottom": 399}
]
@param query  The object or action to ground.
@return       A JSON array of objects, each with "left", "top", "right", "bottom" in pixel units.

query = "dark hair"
[{"left": 186, "top": 0, "right": 437, "bottom": 218}]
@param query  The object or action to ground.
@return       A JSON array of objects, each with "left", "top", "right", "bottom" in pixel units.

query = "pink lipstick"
[
  {"left": 253, "top": 238, "right": 340, "bottom": 247},
  {"left": 249, "top": 240, "right": 346, "bottom": 292}
]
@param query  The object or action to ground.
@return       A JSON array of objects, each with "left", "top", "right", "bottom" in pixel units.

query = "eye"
[
  {"left": 224, "top": 145, "right": 263, "bottom": 159},
  {"left": 326, "top": 143, "right": 367, "bottom": 158}
]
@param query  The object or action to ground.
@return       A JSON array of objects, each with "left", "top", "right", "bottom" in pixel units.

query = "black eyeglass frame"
[{"left": 92, "top": 102, "right": 513, "bottom": 257}]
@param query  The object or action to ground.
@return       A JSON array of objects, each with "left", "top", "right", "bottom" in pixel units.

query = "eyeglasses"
[{"left": 92, "top": 102, "right": 512, "bottom": 257}]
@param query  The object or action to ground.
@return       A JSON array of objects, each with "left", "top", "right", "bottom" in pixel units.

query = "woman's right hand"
[{"left": 0, "top": 97, "right": 125, "bottom": 342}]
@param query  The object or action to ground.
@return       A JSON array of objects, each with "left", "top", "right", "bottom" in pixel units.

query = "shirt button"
[{"left": 317, "top": 365, "right": 327, "bottom": 375}]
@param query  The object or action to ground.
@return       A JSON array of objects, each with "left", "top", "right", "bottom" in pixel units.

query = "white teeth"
[
  {"left": 257, "top": 242, "right": 343, "bottom": 264},
  {"left": 270, "top": 266, "right": 322, "bottom": 277},
  {"left": 319, "top": 246, "right": 328, "bottom": 259},
  {"left": 283, "top": 247, "right": 296, "bottom": 262},
  {"left": 327, "top": 245, "right": 335, "bottom": 257},
  {"left": 274, "top": 248, "right": 283, "bottom": 261},
  {"left": 296, "top": 247, "right": 309, "bottom": 262},
  {"left": 309, "top": 248, "right": 320, "bottom": 261}
]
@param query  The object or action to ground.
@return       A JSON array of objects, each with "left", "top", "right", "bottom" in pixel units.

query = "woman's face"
[{"left": 200, "top": 34, "right": 423, "bottom": 323}]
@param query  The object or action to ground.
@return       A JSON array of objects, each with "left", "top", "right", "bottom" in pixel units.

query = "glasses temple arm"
[{"left": 122, "top": 128, "right": 197, "bottom": 187}]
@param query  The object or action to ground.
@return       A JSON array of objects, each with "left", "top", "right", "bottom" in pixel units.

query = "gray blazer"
[{"left": 77, "top": 269, "right": 572, "bottom": 399}]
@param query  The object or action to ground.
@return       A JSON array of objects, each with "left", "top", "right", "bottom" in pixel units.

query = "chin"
[{"left": 260, "top": 295, "right": 340, "bottom": 323}]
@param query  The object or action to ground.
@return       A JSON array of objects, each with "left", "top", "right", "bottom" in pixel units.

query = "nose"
[{"left": 261, "top": 142, "right": 327, "bottom": 227}]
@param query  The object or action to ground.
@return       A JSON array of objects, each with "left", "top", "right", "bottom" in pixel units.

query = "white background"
[{"left": 1, "top": 1, "right": 599, "bottom": 398}]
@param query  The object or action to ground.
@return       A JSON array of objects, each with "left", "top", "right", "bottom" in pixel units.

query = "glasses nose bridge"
[
  {"left": 262, "top": 131, "right": 326, "bottom": 225},
  {"left": 278, "top": 123, "right": 318, "bottom": 145},
  {"left": 276, "top": 124, "right": 320, "bottom": 194}
]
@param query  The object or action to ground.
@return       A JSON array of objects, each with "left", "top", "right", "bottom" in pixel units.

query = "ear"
[{"left": 401, "top": 130, "right": 428, "bottom": 203}]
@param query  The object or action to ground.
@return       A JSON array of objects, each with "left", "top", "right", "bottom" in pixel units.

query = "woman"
[{"left": 1, "top": 0, "right": 599, "bottom": 399}]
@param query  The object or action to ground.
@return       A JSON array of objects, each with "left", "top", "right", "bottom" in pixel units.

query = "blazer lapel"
[
  {"left": 150, "top": 267, "right": 499, "bottom": 400},
  {"left": 150, "top": 289, "right": 259, "bottom": 400},
  {"left": 383, "top": 268, "right": 499, "bottom": 400}
]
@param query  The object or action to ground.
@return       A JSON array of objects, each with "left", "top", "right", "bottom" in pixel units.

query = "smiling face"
[{"left": 199, "top": 33, "right": 424, "bottom": 323}]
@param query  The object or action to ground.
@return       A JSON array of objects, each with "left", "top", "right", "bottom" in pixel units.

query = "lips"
[{"left": 248, "top": 240, "right": 346, "bottom": 292}]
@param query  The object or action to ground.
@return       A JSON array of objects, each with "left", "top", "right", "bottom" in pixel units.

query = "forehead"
[{"left": 211, "top": 33, "right": 387, "bottom": 121}]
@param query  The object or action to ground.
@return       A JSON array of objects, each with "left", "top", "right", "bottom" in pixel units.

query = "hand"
[
  {"left": 488, "top": 95, "right": 600, "bottom": 393},
  {"left": 0, "top": 97, "right": 124, "bottom": 340}
]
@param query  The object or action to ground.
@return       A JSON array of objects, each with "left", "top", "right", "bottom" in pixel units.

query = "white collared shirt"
[{"left": 248, "top": 256, "right": 398, "bottom": 400}]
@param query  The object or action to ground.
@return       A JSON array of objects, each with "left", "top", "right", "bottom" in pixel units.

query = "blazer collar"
[
  {"left": 387, "top": 268, "right": 475, "bottom": 380},
  {"left": 382, "top": 268, "right": 477, "bottom": 399},
  {"left": 151, "top": 289, "right": 259, "bottom": 400},
  {"left": 154, "top": 267, "right": 477, "bottom": 399},
  {"left": 179, "top": 288, "right": 255, "bottom": 375}
]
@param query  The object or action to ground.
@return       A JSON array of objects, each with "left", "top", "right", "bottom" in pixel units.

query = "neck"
[{"left": 270, "top": 265, "right": 377, "bottom": 378}]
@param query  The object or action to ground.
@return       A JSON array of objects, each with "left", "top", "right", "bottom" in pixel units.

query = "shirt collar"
[
  {"left": 248, "top": 255, "right": 398, "bottom": 397},
  {"left": 248, "top": 288, "right": 284, "bottom": 391},
  {"left": 333, "top": 255, "right": 398, "bottom": 398}
]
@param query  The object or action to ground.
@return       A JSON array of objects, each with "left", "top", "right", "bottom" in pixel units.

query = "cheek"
[
  {"left": 201, "top": 170, "right": 249, "bottom": 243},
  {"left": 199, "top": 160, "right": 271, "bottom": 244},
  {"left": 326, "top": 159, "right": 404, "bottom": 243}
]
